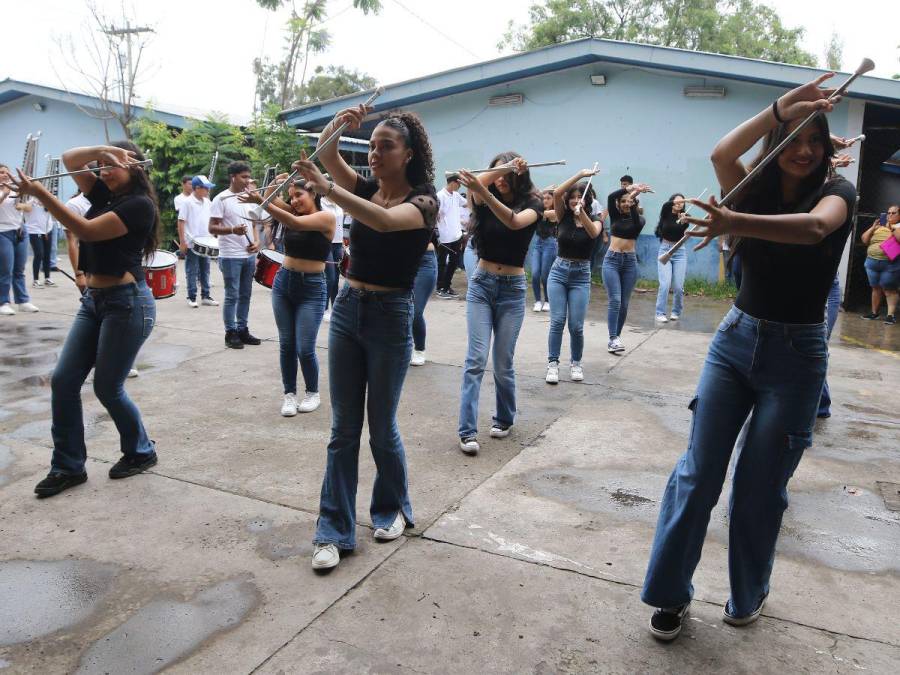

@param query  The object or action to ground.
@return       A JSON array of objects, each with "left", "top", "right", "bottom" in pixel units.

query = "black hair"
[
  {"left": 289, "top": 180, "right": 322, "bottom": 213},
  {"left": 181, "top": 175, "right": 192, "bottom": 184},
  {"left": 620, "top": 174, "right": 633, "bottom": 184},
  {"left": 446, "top": 173, "right": 460, "bottom": 184},
  {"left": 469, "top": 151, "right": 539, "bottom": 254},
  {"left": 108, "top": 140, "right": 160, "bottom": 262},
  {"left": 227, "top": 161, "right": 251, "bottom": 176},
  {"left": 374, "top": 112, "right": 435, "bottom": 191},
  {"left": 562, "top": 181, "right": 595, "bottom": 216},
  {"left": 655, "top": 193, "right": 685, "bottom": 238}
]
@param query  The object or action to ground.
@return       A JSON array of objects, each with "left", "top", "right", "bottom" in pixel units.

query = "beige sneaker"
[
  {"left": 17, "top": 302, "right": 39, "bottom": 313},
  {"left": 373, "top": 512, "right": 406, "bottom": 541},
  {"left": 311, "top": 543, "right": 340, "bottom": 569}
]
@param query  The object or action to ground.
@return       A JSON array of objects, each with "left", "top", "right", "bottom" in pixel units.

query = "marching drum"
[
  {"left": 191, "top": 235, "right": 220, "bottom": 259},
  {"left": 254, "top": 249, "right": 284, "bottom": 289},
  {"left": 144, "top": 250, "right": 178, "bottom": 299},
  {"left": 339, "top": 237, "right": 350, "bottom": 278}
]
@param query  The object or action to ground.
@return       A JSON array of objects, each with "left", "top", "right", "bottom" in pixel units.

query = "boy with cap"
[{"left": 177, "top": 176, "right": 218, "bottom": 308}]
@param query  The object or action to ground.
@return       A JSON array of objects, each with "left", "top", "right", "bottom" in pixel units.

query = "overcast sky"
[{"left": 6, "top": 0, "right": 899, "bottom": 120}]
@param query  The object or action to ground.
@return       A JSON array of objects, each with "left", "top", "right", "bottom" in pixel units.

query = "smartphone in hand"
[{"left": 880, "top": 212, "right": 888, "bottom": 226}]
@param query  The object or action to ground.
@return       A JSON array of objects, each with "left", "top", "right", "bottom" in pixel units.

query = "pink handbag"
[{"left": 880, "top": 232, "right": 900, "bottom": 261}]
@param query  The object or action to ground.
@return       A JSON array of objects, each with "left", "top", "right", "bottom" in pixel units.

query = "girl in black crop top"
[
  {"left": 243, "top": 178, "right": 336, "bottom": 415},
  {"left": 643, "top": 75, "right": 856, "bottom": 636},
  {"left": 455, "top": 151, "right": 543, "bottom": 454},
  {"left": 654, "top": 194, "right": 689, "bottom": 322},
  {"left": 5, "top": 142, "right": 161, "bottom": 498},
  {"left": 292, "top": 108, "right": 437, "bottom": 570},
  {"left": 543, "top": 168, "right": 603, "bottom": 385}
]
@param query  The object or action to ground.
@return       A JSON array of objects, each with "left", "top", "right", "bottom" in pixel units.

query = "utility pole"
[{"left": 102, "top": 19, "right": 154, "bottom": 137}]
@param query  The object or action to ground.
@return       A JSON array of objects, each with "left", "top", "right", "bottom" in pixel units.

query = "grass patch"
[{"left": 591, "top": 275, "right": 737, "bottom": 300}]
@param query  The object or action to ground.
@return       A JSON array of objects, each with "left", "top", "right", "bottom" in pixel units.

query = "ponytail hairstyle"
[
  {"left": 374, "top": 111, "right": 435, "bottom": 192},
  {"left": 108, "top": 140, "right": 160, "bottom": 262}
]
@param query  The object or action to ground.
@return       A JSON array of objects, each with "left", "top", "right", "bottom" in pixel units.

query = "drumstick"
[
  {"left": 446, "top": 160, "right": 566, "bottom": 177},
  {"left": 659, "top": 57, "right": 875, "bottom": 265},
  {"left": 579, "top": 163, "right": 599, "bottom": 207}
]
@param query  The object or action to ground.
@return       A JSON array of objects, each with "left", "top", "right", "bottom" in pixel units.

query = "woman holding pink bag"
[{"left": 860, "top": 205, "right": 900, "bottom": 325}]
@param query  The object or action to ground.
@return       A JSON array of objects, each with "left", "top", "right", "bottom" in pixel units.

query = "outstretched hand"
[
  {"left": 681, "top": 195, "right": 735, "bottom": 239},
  {"left": 776, "top": 73, "right": 839, "bottom": 122},
  {"left": 291, "top": 152, "right": 329, "bottom": 195},
  {"left": 3, "top": 169, "right": 45, "bottom": 198},
  {"left": 457, "top": 169, "right": 489, "bottom": 198}
]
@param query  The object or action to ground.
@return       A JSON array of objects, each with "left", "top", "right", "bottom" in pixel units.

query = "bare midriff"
[
  {"left": 478, "top": 259, "right": 524, "bottom": 276},
  {"left": 608, "top": 236, "right": 637, "bottom": 253},
  {"left": 86, "top": 271, "right": 136, "bottom": 288},
  {"left": 283, "top": 256, "right": 326, "bottom": 273}
]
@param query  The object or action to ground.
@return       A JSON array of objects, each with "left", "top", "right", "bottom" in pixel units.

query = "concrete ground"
[{"left": 0, "top": 259, "right": 898, "bottom": 674}]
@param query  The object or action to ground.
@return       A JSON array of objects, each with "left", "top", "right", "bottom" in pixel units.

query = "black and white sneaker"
[
  {"left": 649, "top": 602, "right": 690, "bottom": 641},
  {"left": 489, "top": 423, "right": 511, "bottom": 438},
  {"left": 723, "top": 593, "right": 767, "bottom": 626}
]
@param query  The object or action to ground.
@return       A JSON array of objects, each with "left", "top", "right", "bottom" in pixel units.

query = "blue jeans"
[
  {"left": 602, "top": 251, "right": 637, "bottom": 339},
  {"left": 458, "top": 269, "right": 526, "bottom": 438},
  {"left": 531, "top": 235, "right": 557, "bottom": 303},
  {"left": 0, "top": 229, "right": 30, "bottom": 305},
  {"left": 642, "top": 306, "right": 827, "bottom": 616},
  {"left": 29, "top": 234, "right": 51, "bottom": 280},
  {"left": 463, "top": 240, "right": 478, "bottom": 282},
  {"left": 49, "top": 222, "right": 59, "bottom": 268},
  {"left": 271, "top": 268, "right": 326, "bottom": 394},
  {"left": 412, "top": 250, "right": 437, "bottom": 351},
  {"left": 325, "top": 242, "right": 344, "bottom": 309},
  {"left": 590, "top": 236, "right": 608, "bottom": 277},
  {"left": 314, "top": 285, "right": 415, "bottom": 549},
  {"left": 547, "top": 258, "right": 591, "bottom": 363},
  {"left": 818, "top": 275, "right": 841, "bottom": 417},
  {"left": 50, "top": 282, "right": 156, "bottom": 474},
  {"left": 218, "top": 256, "right": 255, "bottom": 332},
  {"left": 656, "top": 241, "right": 686, "bottom": 317},
  {"left": 184, "top": 249, "right": 211, "bottom": 300}
]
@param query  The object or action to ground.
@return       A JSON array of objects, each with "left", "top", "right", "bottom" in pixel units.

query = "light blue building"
[{"left": 281, "top": 38, "right": 900, "bottom": 306}]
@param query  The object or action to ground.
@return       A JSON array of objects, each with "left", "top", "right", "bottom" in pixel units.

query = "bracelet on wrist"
[{"left": 772, "top": 99, "right": 785, "bottom": 124}]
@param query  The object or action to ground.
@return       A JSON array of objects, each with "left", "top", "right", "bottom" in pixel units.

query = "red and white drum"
[
  {"left": 339, "top": 239, "right": 350, "bottom": 278},
  {"left": 254, "top": 249, "right": 284, "bottom": 289},
  {"left": 144, "top": 250, "right": 177, "bottom": 299}
]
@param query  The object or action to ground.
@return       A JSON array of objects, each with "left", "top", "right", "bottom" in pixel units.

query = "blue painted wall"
[{"left": 400, "top": 61, "right": 855, "bottom": 281}]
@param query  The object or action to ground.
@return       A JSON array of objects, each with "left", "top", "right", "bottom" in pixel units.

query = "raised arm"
[
  {"left": 315, "top": 105, "right": 370, "bottom": 192},
  {"left": 263, "top": 203, "right": 335, "bottom": 238},
  {"left": 574, "top": 203, "right": 601, "bottom": 238},
  {"left": 61, "top": 145, "right": 136, "bottom": 197},
  {"left": 553, "top": 168, "right": 596, "bottom": 219},
  {"left": 458, "top": 168, "right": 538, "bottom": 231}
]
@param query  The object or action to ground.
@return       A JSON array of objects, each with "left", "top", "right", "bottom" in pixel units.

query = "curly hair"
[
  {"left": 562, "top": 182, "right": 595, "bottom": 215},
  {"left": 375, "top": 111, "right": 435, "bottom": 190}
]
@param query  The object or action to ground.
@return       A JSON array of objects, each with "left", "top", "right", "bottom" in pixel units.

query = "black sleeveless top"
[
  {"left": 556, "top": 212, "right": 595, "bottom": 260},
  {"left": 81, "top": 180, "right": 155, "bottom": 280},
  {"left": 284, "top": 225, "right": 331, "bottom": 262},
  {"left": 473, "top": 193, "right": 544, "bottom": 267},
  {"left": 535, "top": 216, "right": 557, "bottom": 239}
]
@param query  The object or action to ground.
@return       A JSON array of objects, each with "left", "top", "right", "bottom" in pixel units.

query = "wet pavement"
[{"left": 0, "top": 259, "right": 897, "bottom": 674}]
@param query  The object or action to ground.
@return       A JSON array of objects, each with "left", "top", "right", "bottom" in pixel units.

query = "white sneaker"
[
  {"left": 0, "top": 303, "right": 15, "bottom": 316},
  {"left": 608, "top": 337, "right": 625, "bottom": 354},
  {"left": 298, "top": 392, "right": 320, "bottom": 413},
  {"left": 281, "top": 393, "right": 298, "bottom": 417},
  {"left": 311, "top": 543, "right": 340, "bottom": 569},
  {"left": 373, "top": 512, "right": 406, "bottom": 541},
  {"left": 33, "top": 279, "right": 44, "bottom": 288},
  {"left": 201, "top": 297, "right": 219, "bottom": 306},
  {"left": 324, "top": 309, "right": 331, "bottom": 323},
  {"left": 541, "top": 302, "right": 550, "bottom": 312},
  {"left": 410, "top": 350, "right": 426, "bottom": 366},
  {"left": 533, "top": 301, "right": 542, "bottom": 313},
  {"left": 670, "top": 313, "right": 680, "bottom": 321},
  {"left": 490, "top": 424, "right": 512, "bottom": 438},
  {"left": 187, "top": 298, "right": 198, "bottom": 308},
  {"left": 459, "top": 436, "right": 479, "bottom": 455},
  {"left": 546, "top": 361, "right": 559, "bottom": 384},
  {"left": 44, "top": 278, "right": 56, "bottom": 287},
  {"left": 570, "top": 362, "right": 584, "bottom": 381},
  {"left": 655, "top": 314, "right": 668, "bottom": 323},
  {"left": 17, "top": 302, "right": 39, "bottom": 313},
  {"left": 127, "top": 368, "right": 139, "bottom": 378}
]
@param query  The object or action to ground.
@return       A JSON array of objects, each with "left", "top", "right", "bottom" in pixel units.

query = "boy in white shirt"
[
  {"left": 173, "top": 176, "right": 192, "bottom": 212},
  {"left": 177, "top": 176, "right": 218, "bottom": 308},
  {"left": 24, "top": 201, "right": 55, "bottom": 287},
  {"left": 435, "top": 174, "right": 466, "bottom": 298},
  {"left": 209, "top": 161, "right": 260, "bottom": 349}
]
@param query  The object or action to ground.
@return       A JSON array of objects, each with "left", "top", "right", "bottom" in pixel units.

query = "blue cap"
[{"left": 192, "top": 175, "right": 214, "bottom": 190}]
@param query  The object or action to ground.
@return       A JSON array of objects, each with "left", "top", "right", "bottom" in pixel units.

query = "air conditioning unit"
[
  {"left": 590, "top": 75, "right": 606, "bottom": 86},
  {"left": 488, "top": 94, "right": 524, "bottom": 106},
  {"left": 684, "top": 86, "right": 726, "bottom": 98}
]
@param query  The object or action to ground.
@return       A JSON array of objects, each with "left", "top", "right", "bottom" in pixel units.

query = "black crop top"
[
  {"left": 556, "top": 212, "right": 596, "bottom": 260},
  {"left": 735, "top": 176, "right": 856, "bottom": 324},
  {"left": 657, "top": 202, "right": 688, "bottom": 242},
  {"left": 283, "top": 224, "right": 331, "bottom": 262},
  {"left": 346, "top": 174, "right": 438, "bottom": 288},
  {"left": 80, "top": 180, "right": 155, "bottom": 279},
  {"left": 473, "top": 193, "right": 544, "bottom": 267},
  {"left": 608, "top": 188, "right": 645, "bottom": 240},
  {"left": 535, "top": 216, "right": 557, "bottom": 239}
]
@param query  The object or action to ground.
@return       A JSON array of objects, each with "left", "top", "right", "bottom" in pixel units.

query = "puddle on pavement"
[
  {"left": 75, "top": 577, "right": 259, "bottom": 675},
  {"left": 0, "top": 444, "right": 12, "bottom": 485},
  {"left": 524, "top": 469, "right": 664, "bottom": 518},
  {"left": 247, "top": 518, "right": 313, "bottom": 561},
  {"left": 0, "top": 560, "right": 117, "bottom": 647}
]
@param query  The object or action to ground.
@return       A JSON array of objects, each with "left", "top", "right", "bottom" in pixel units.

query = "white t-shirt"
[
  {"left": 24, "top": 203, "right": 51, "bottom": 235},
  {"left": 437, "top": 188, "right": 465, "bottom": 244},
  {"left": 322, "top": 197, "right": 344, "bottom": 244},
  {"left": 178, "top": 194, "right": 211, "bottom": 242},
  {"left": 173, "top": 192, "right": 191, "bottom": 212},
  {"left": 61, "top": 193, "right": 91, "bottom": 232},
  {"left": 0, "top": 193, "right": 21, "bottom": 232},
  {"left": 210, "top": 189, "right": 255, "bottom": 258}
]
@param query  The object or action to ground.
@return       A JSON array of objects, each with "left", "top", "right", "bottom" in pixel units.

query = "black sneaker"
[
  {"left": 436, "top": 289, "right": 450, "bottom": 299},
  {"left": 34, "top": 472, "right": 88, "bottom": 498},
  {"left": 649, "top": 602, "right": 690, "bottom": 641},
  {"left": 238, "top": 328, "right": 261, "bottom": 345},
  {"left": 109, "top": 452, "right": 158, "bottom": 479},
  {"left": 885, "top": 314, "right": 896, "bottom": 325},
  {"left": 225, "top": 330, "right": 244, "bottom": 349},
  {"left": 861, "top": 312, "right": 880, "bottom": 320},
  {"left": 723, "top": 593, "right": 767, "bottom": 626}
]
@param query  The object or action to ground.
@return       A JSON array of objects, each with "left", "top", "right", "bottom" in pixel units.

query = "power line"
[{"left": 388, "top": 0, "right": 481, "bottom": 60}]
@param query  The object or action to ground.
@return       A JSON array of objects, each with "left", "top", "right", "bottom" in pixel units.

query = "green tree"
[
  {"left": 823, "top": 31, "right": 843, "bottom": 71},
  {"left": 254, "top": 0, "right": 381, "bottom": 110},
  {"left": 294, "top": 65, "right": 378, "bottom": 105},
  {"left": 499, "top": 0, "right": 817, "bottom": 67}
]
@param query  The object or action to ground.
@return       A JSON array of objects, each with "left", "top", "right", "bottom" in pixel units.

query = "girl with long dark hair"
[
  {"left": 292, "top": 108, "right": 438, "bottom": 570},
  {"left": 456, "top": 152, "right": 543, "bottom": 454},
  {"left": 545, "top": 168, "right": 601, "bottom": 384},
  {"left": 4, "top": 142, "right": 161, "bottom": 498},
  {"left": 654, "top": 193, "right": 688, "bottom": 322},
  {"left": 642, "top": 75, "right": 855, "bottom": 641},
  {"left": 531, "top": 189, "right": 558, "bottom": 312}
]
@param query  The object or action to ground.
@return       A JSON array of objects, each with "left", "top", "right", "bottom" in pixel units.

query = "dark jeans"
[
  {"left": 412, "top": 250, "right": 437, "bottom": 351},
  {"left": 601, "top": 251, "right": 638, "bottom": 339},
  {"left": 436, "top": 237, "right": 463, "bottom": 291},
  {"left": 314, "top": 285, "right": 415, "bottom": 550},
  {"left": 50, "top": 282, "right": 156, "bottom": 474},
  {"left": 218, "top": 256, "right": 255, "bottom": 332},
  {"left": 271, "top": 268, "right": 326, "bottom": 394},
  {"left": 642, "top": 306, "right": 826, "bottom": 617},
  {"left": 184, "top": 249, "right": 211, "bottom": 301},
  {"left": 0, "top": 229, "right": 30, "bottom": 304},
  {"left": 325, "top": 242, "right": 344, "bottom": 309},
  {"left": 29, "top": 234, "right": 51, "bottom": 280}
]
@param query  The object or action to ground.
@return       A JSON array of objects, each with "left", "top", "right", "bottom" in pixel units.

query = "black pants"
[
  {"left": 436, "top": 237, "right": 462, "bottom": 291},
  {"left": 29, "top": 234, "right": 51, "bottom": 280}
]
